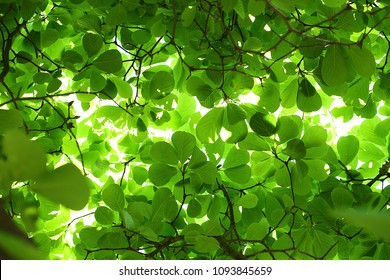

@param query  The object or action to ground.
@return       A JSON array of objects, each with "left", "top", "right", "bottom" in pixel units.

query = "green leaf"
[
  {"left": 299, "top": 37, "right": 324, "bottom": 59},
  {"left": 281, "top": 79, "right": 298, "bottom": 108},
  {"left": 93, "top": 50, "right": 123, "bottom": 73},
  {"left": 90, "top": 70, "right": 107, "bottom": 91},
  {"left": 102, "top": 184, "right": 125, "bottom": 211},
  {"left": 297, "top": 79, "right": 322, "bottom": 112},
  {"left": 196, "top": 107, "right": 224, "bottom": 143},
  {"left": 246, "top": 220, "right": 268, "bottom": 241},
  {"left": 249, "top": 112, "right": 278, "bottom": 137},
  {"left": 221, "top": 0, "right": 238, "bottom": 13},
  {"left": 152, "top": 188, "right": 175, "bottom": 221},
  {"left": 132, "top": 30, "right": 152, "bottom": 45},
  {"left": 190, "top": 161, "right": 217, "bottom": 184},
  {"left": 193, "top": 235, "right": 220, "bottom": 253},
  {"left": 255, "top": 83, "right": 281, "bottom": 113},
  {"left": 98, "top": 231, "right": 128, "bottom": 248},
  {"left": 31, "top": 164, "right": 90, "bottom": 211},
  {"left": 120, "top": 210, "right": 136, "bottom": 230},
  {"left": 95, "top": 206, "right": 114, "bottom": 225},
  {"left": 226, "top": 103, "right": 247, "bottom": 125},
  {"left": 347, "top": 45, "right": 376, "bottom": 79},
  {"left": 207, "top": 196, "right": 221, "bottom": 219},
  {"left": 224, "top": 165, "right": 252, "bottom": 184},
  {"left": 82, "top": 33, "right": 103, "bottom": 57},
  {"left": 277, "top": 116, "right": 300, "bottom": 143},
  {"left": 305, "top": 159, "right": 329, "bottom": 181},
  {"left": 0, "top": 109, "right": 23, "bottom": 133},
  {"left": 243, "top": 37, "right": 263, "bottom": 51},
  {"left": 265, "top": 192, "right": 285, "bottom": 227},
  {"left": 149, "top": 141, "right": 178, "bottom": 165},
  {"left": 106, "top": 4, "right": 127, "bottom": 26},
  {"left": 337, "top": 135, "right": 359, "bottom": 164},
  {"left": 331, "top": 187, "right": 355, "bottom": 210},
  {"left": 223, "top": 146, "right": 249, "bottom": 169},
  {"left": 47, "top": 78, "right": 62, "bottom": 93},
  {"left": 187, "top": 197, "right": 202, "bottom": 218},
  {"left": 41, "top": 28, "right": 59, "bottom": 48},
  {"left": 237, "top": 193, "right": 258, "bottom": 209},
  {"left": 61, "top": 50, "right": 83, "bottom": 65},
  {"left": 150, "top": 71, "right": 175, "bottom": 99},
  {"left": 0, "top": 230, "right": 47, "bottom": 260},
  {"left": 238, "top": 132, "right": 270, "bottom": 151},
  {"left": 3, "top": 130, "right": 47, "bottom": 181},
  {"left": 186, "top": 76, "right": 214, "bottom": 102},
  {"left": 148, "top": 163, "right": 178, "bottom": 186},
  {"left": 112, "top": 77, "right": 133, "bottom": 98},
  {"left": 33, "top": 72, "right": 51, "bottom": 84},
  {"left": 322, "top": 45, "right": 348, "bottom": 87},
  {"left": 182, "top": 6, "right": 196, "bottom": 27},
  {"left": 132, "top": 166, "right": 148, "bottom": 185},
  {"left": 171, "top": 131, "right": 196, "bottom": 164},
  {"left": 283, "top": 138, "right": 306, "bottom": 160},
  {"left": 302, "top": 126, "right": 327, "bottom": 148},
  {"left": 323, "top": 0, "right": 347, "bottom": 8}
]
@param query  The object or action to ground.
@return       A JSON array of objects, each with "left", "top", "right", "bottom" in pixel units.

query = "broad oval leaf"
[
  {"left": 171, "top": 131, "right": 196, "bottom": 164},
  {"left": 226, "top": 103, "right": 247, "bottom": 125},
  {"left": 82, "top": 33, "right": 103, "bottom": 57},
  {"left": 249, "top": 112, "right": 278, "bottom": 137},
  {"left": 102, "top": 184, "right": 125, "bottom": 211},
  {"left": 322, "top": 45, "right": 348, "bottom": 87},
  {"left": 224, "top": 165, "right": 252, "bottom": 184},
  {"left": 31, "top": 164, "right": 90, "bottom": 211},
  {"left": 347, "top": 45, "right": 376, "bottom": 79},
  {"left": 196, "top": 107, "right": 224, "bottom": 143},
  {"left": 149, "top": 141, "right": 178, "bottom": 165},
  {"left": 283, "top": 138, "right": 306, "bottom": 160},
  {"left": 94, "top": 206, "right": 114, "bottom": 225},
  {"left": 93, "top": 50, "right": 123, "bottom": 73},
  {"left": 237, "top": 193, "right": 258, "bottom": 209},
  {"left": 337, "top": 135, "right": 359, "bottom": 165},
  {"left": 148, "top": 163, "right": 178, "bottom": 186}
]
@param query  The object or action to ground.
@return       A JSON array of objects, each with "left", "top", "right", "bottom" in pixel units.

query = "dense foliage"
[{"left": 1, "top": 0, "right": 390, "bottom": 260}]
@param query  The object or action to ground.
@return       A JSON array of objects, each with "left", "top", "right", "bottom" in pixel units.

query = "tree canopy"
[{"left": 1, "top": 0, "right": 390, "bottom": 260}]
